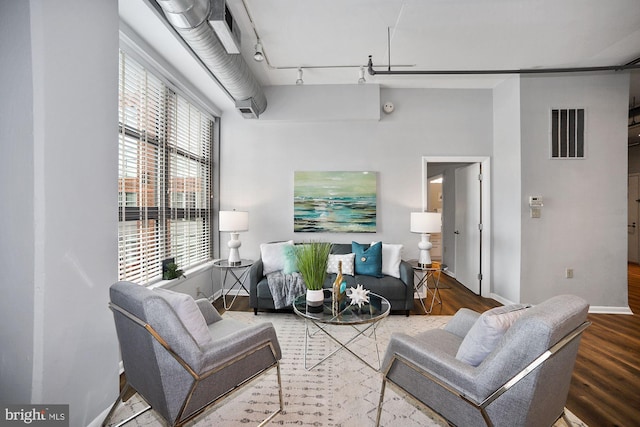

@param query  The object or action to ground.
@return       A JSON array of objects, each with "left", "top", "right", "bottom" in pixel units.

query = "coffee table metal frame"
[{"left": 293, "top": 290, "right": 390, "bottom": 371}]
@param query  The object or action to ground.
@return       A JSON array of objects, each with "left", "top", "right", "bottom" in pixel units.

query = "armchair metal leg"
[
  {"left": 257, "top": 362, "right": 284, "bottom": 427},
  {"left": 102, "top": 383, "right": 152, "bottom": 427},
  {"left": 375, "top": 379, "right": 387, "bottom": 427}
]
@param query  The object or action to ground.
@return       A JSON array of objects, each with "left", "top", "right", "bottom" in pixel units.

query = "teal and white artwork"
[{"left": 294, "top": 171, "right": 377, "bottom": 233}]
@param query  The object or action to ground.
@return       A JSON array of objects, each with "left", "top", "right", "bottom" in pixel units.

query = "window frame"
[{"left": 117, "top": 45, "right": 219, "bottom": 285}]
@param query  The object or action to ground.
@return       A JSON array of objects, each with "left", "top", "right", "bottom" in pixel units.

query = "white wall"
[
  {"left": 220, "top": 87, "right": 494, "bottom": 263},
  {"left": 519, "top": 73, "right": 629, "bottom": 308},
  {"left": 0, "top": 1, "right": 120, "bottom": 425},
  {"left": 492, "top": 77, "right": 522, "bottom": 303},
  {"left": 0, "top": 0, "right": 36, "bottom": 404}
]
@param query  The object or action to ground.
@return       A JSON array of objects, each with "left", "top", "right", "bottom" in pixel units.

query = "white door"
[
  {"left": 454, "top": 163, "right": 482, "bottom": 294},
  {"left": 629, "top": 174, "right": 639, "bottom": 263}
]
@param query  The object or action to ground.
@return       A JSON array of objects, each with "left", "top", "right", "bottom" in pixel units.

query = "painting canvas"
[{"left": 294, "top": 171, "right": 377, "bottom": 233}]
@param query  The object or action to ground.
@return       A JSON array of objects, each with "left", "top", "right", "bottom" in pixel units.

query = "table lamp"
[
  {"left": 410, "top": 212, "right": 441, "bottom": 268},
  {"left": 219, "top": 210, "right": 249, "bottom": 266}
]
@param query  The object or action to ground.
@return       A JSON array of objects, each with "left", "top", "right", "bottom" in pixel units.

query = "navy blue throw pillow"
[{"left": 352, "top": 241, "right": 383, "bottom": 278}]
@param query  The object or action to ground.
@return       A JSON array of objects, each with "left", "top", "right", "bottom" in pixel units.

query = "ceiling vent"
[
  {"left": 235, "top": 98, "right": 259, "bottom": 119},
  {"left": 154, "top": 0, "right": 267, "bottom": 118},
  {"left": 209, "top": 0, "right": 241, "bottom": 54}
]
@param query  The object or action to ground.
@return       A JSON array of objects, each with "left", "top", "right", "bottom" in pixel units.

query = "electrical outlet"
[{"left": 565, "top": 268, "right": 574, "bottom": 279}]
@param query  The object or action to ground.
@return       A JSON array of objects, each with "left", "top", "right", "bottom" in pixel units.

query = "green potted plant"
[
  {"left": 163, "top": 262, "right": 184, "bottom": 280},
  {"left": 295, "top": 241, "right": 332, "bottom": 312}
]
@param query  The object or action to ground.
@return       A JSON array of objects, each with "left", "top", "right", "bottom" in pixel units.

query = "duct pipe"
[
  {"left": 367, "top": 55, "right": 640, "bottom": 76},
  {"left": 156, "top": 0, "right": 267, "bottom": 116}
]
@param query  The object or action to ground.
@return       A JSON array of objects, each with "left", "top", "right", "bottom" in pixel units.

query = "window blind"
[{"left": 118, "top": 51, "right": 213, "bottom": 284}]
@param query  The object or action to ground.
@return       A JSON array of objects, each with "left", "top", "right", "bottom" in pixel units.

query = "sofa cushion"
[
  {"left": 372, "top": 242, "right": 403, "bottom": 278},
  {"left": 154, "top": 288, "right": 214, "bottom": 348},
  {"left": 352, "top": 241, "right": 383, "bottom": 277},
  {"left": 455, "top": 304, "right": 530, "bottom": 366},
  {"left": 282, "top": 244, "right": 299, "bottom": 274},
  {"left": 260, "top": 240, "right": 294, "bottom": 274},
  {"left": 327, "top": 253, "right": 355, "bottom": 276}
]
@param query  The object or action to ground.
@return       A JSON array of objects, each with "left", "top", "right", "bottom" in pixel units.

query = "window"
[
  {"left": 551, "top": 108, "right": 585, "bottom": 159},
  {"left": 118, "top": 51, "right": 214, "bottom": 284}
]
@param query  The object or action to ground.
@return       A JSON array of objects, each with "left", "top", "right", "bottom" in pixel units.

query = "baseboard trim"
[
  {"left": 588, "top": 306, "right": 634, "bottom": 315},
  {"left": 488, "top": 293, "right": 515, "bottom": 306}
]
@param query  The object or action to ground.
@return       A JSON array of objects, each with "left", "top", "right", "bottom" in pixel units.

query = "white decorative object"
[
  {"left": 219, "top": 210, "right": 249, "bottom": 266},
  {"left": 346, "top": 284, "right": 370, "bottom": 308},
  {"left": 410, "top": 212, "right": 441, "bottom": 268}
]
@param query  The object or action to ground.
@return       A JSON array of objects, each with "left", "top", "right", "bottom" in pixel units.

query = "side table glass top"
[
  {"left": 293, "top": 289, "right": 390, "bottom": 325},
  {"left": 212, "top": 259, "right": 254, "bottom": 268}
]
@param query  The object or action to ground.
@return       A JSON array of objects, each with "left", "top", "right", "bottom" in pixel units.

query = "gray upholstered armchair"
[
  {"left": 376, "top": 295, "right": 590, "bottom": 427},
  {"left": 103, "top": 281, "right": 283, "bottom": 427}
]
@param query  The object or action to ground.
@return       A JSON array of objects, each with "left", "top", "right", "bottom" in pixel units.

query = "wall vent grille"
[{"left": 551, "top": 108, "right": 585, "bottom": 159}]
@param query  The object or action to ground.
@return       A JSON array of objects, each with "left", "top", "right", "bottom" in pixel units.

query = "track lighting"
[
  {"left": 358, "top": 66, "right": 366, "bottom": 84},
  {"left": 253, "top": 41, "right": 264, "bottom": 62},
  {"left": 296, "top": 67, "right": 304, "bottom": 85}
]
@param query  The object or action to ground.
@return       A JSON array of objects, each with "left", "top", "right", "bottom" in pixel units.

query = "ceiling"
[{"left": 120, "top": 0, "right": 640, "bottom": 139}]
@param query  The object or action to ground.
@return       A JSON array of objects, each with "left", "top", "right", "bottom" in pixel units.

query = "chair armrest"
[
  {"left": 199, "top": 322, "right": 281, "bottom": 373},
  {"left": 444, "top": 308, "right": 480, "bottom": 339},
  {"left": 382, "top": 332, "right": 483, "bottom": 402},
  {"left": 196, "top": 298, "right": 223, "bottom": 325}
]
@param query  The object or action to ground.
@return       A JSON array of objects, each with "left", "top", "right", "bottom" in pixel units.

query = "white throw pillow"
[
  {"left": 260, "top": 240, "right": 294, "bottom": 274},
  {"left": 326, "top": 253, "right": 355, "bottom": 276},
  {"left": 455, "top": 304, "right": 531, "bottom": 366},
  {"left": 154, "top": 288, "right": 214, "bottom": 348},
  {"left": 371, "top": 242, "right": 403, "bottom": 278}
]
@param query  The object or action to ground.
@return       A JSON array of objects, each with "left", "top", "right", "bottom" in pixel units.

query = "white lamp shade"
[
  {"left": 219, "top": 211, "right": 249, "bottom": 232},
  {"left": 410, "top": 212, "right": 441, "bottom": 234}
]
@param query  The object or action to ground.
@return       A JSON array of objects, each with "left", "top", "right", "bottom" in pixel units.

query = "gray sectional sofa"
[{"left": 249, "top": 243, "right": 415, "bottom": 315}]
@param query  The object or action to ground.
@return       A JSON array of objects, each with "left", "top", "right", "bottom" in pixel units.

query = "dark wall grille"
[{"left": 551, "top": 108, "right": 585, "bottom": 158}]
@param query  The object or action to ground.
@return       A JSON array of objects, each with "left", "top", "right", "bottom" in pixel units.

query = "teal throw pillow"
[
  {"left": 283, "top": 244, "right": 299, "bottom": 274},
  {"left": 352, "top": 241, "right": 383, "bottom": 278}
]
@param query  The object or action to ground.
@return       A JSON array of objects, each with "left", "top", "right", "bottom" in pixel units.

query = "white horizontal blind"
[{"left": 118, "top": 51, "right": 213, "bottom": 284}]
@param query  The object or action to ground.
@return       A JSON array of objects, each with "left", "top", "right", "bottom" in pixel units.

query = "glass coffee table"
[{"left": 293, "top": 289, "right": 390, "bottom": 371}]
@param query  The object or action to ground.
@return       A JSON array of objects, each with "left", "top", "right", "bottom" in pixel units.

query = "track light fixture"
[
  {"left": 253, "top": 40, "right": 264, "bottom": 62},
  {"left": 358, "top": 66, "right": 366, "bottom": 84},
  {"left": 296, "top": 67, "right": 304, "bottom": 85}
]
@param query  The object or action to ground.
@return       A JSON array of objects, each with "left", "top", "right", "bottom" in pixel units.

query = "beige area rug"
[{"left": 106, "top": 311, "right": 587, "bottom": 427}]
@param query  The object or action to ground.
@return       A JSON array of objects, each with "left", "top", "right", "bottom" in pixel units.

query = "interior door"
[
  {"left": 454, "top": 163, "right": 481, "bottom": 294},
  {"left": 629, "top": 174, "right": 639, "bottom": 263}
]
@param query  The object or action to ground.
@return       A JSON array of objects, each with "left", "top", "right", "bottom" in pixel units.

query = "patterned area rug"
[{"left": 106, "top": 311, "right": 587, "bottom": 427}]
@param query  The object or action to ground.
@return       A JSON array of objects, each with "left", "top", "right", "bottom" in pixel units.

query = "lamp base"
[
  {"left": 418, "top": 234, "right": 433, "bottom": 268},
  {"left": 228, "top": 233, "right": 242, "bottom": 266}
]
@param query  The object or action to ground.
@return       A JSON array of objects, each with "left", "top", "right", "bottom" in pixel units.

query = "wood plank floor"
[{"left": 215, "top": 269, "right": 640, "bottom": 427}]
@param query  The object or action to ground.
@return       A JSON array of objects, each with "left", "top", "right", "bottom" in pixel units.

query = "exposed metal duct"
[
  {"left": 155, "top": 0, "right": 267, "bottom": 118},
  {"left": 367, "top": 55, "right": 640, "bottom": 76}
]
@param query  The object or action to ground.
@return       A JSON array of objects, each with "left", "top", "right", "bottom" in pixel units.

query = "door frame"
[
  {"left": 422, "top": 156, "right": 491, "bottom": 297},
  {"left": 629, "top": 173, "right": 640, "bottom": 263}
]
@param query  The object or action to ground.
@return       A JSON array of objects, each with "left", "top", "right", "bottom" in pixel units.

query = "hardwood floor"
[{"left": 215, "top": 268, "right": 640, "bottom": 427}]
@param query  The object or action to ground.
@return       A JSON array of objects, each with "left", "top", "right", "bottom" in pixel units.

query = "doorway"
[{"left": 422, "top": 156, "right": 491, "bottom": 297}]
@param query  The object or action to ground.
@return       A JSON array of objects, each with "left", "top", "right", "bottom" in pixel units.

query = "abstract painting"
[{"left": 294, "top": 171, "right": 377, "bottom": 232}]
